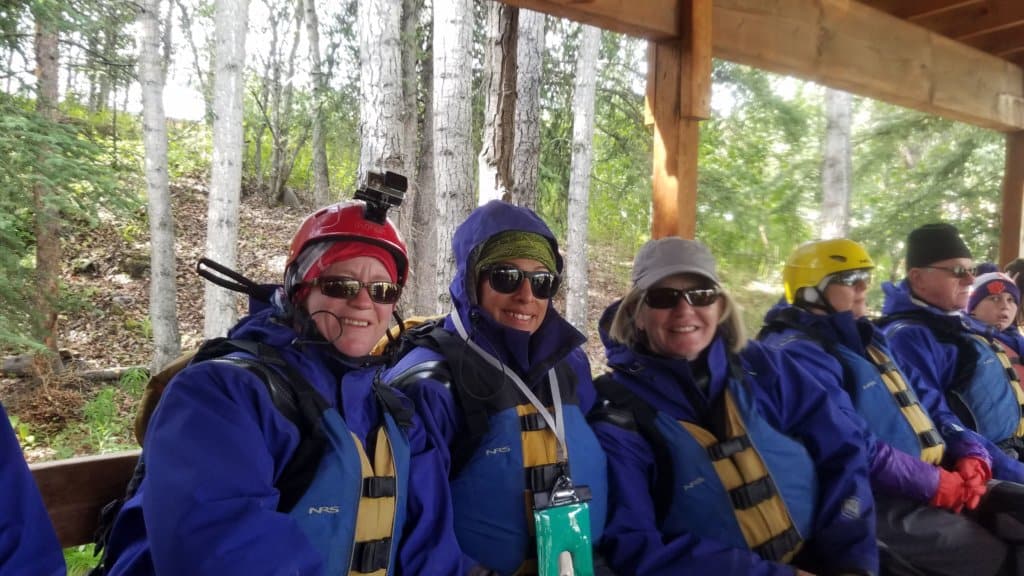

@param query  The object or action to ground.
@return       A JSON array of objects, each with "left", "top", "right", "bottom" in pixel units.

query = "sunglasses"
[
  {"left": 644, "top": 286, "right": 721, "bottom": 309},
  {"left": 482, "top": 264, "right": 561, "bottom": 299},
  {"left": 306, "top": 276, "right": 402, "bottom": 304},
  {"left": 829, "top": 269, "right": 872, "bottom": 287},
  {"left": 924, "top": 265, "right": 976, "bottom": 279}
]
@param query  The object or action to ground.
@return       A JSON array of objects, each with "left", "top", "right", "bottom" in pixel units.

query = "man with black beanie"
[{"left": 878, "top": 223, "right": 1024, "bottom": 571}]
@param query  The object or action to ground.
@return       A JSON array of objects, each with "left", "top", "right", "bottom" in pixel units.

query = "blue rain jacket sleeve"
[
  {"left": 759, "top": 325, "right": 939, "bottom": 503},
  {"left": 754, "top": 348, "right": 878, "bottom": 573},
  {"left": 0, "top": 401, "right": 64, "bottom": 576}
]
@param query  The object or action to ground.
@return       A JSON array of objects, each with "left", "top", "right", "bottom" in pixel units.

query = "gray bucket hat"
[{"left": 632, "top": 237, "right": 720, "bottom": 290}]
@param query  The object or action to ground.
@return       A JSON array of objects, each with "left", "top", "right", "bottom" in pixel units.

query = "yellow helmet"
[{"left": 783, "top": 239, "right": 875, "bottom": 304}]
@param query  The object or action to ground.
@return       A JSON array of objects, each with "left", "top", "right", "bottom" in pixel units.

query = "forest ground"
[{"left": 1, "top": 184, "right": 632, "bottom": 461}]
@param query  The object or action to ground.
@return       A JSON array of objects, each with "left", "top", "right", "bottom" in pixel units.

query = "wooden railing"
[{"left": 30, "top": 450, "right": 140, "bottom": 548}]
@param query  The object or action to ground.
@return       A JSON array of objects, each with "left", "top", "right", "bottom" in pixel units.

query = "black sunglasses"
[
  {"left": 482, "top": 264, "right": 561, "bottom": 299},
  {"left": 829, "top": 269, "right": 872, "bottom": 287},
  {"left": 644, "top": 286, "right": 721, "bottom": 309},
  {"left": 306, "top": 276, "right": 402, "bottom": 304},
  {"left": 924, "top": 264, "right": 976, "bottom": 279}
]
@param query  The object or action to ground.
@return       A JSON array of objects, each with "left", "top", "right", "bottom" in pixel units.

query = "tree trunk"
[
  {"left": 565, "top": 25, "right": 600, "bottom": 332},
  {"left": 398, "top": 0, "right": 422, "bottom": 301},
  {"left": 359, "top": 0, "right": 406, "bottom": 181},
  {"left": 509, "top": 9, "right": 544, "bottom": 209},
  {"left": 411, "top": 24, "right": 438, "bottom": 316},
  {"left": 477, "top": 2, "right": 517, "bottom": 205},
  {"left": 432, "top": 0, "right": 474, "bottom": 313},
  {"left": 177, "top": 0, "right": 213, "bottom": 124},
  {"left": 821, "top": 88, "right": 852, "bottom": 239},
  {"left": 304, "top": 0, "right": 331, "bottom": 206},
  {"left": 203, "top": 0, "right": 249, "bottom": 339},
  {"left": 139, "top": 0, "right": 182, "bottom": 372},
  {"left": 162, "top": 0, "right": 175, "bottom": 81},
  {"left": 32, "top": 6, "right": 63, "bottom": 378},
  {"left": 272, "top": 6, "right": 303, "bottom": 205}
]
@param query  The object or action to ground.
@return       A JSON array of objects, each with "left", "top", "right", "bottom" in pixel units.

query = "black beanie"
[{"left": 905, "top": 223, "right": 972, "bottom": 269}]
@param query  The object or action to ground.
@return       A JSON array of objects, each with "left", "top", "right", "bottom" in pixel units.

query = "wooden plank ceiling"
[
  {"left": 500, "top": 0, "right": 1024, "bottom": 131},
  {"left": 858, "top": 0, "right": 1024, "bottom": 69}
]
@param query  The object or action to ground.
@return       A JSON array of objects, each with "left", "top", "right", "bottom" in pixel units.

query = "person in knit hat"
[
  {"left": 879, "top": 222, "right": 1024, "bottom": 485},
  {"left": 385, "top": 200, "right": 611, "bottom": 575},
  {"left": 969, "top": 271, "right": 1021, "bottom": 332}
]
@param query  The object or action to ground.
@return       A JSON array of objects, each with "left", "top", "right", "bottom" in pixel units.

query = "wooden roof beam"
[
  {"left": 494, "top": 0, "right": 1024, "bottom": 130},
  {"left": 857, "top": 0, "right": 982, "bottom": 21},
  {"left": 911, "top": 0, "right": 1024, "bottom": 41},
  {"left": 497, "top": 0, "right": 680, "bottom": 40},
  {"left": 712, "top": 0, "right": 1024, "bottom": 131}
]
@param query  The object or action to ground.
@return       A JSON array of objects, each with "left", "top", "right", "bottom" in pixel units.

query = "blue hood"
[
  {"left": 762, "top": 301, "right": 873, "bottom": 355},
  {"left": 448, "top": 200, "right": 584, "bottom": 381}
]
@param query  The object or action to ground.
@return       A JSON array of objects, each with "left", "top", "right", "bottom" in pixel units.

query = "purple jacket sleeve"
[{"left": 593, "top": 420, "right": 794, "bottom": 576}]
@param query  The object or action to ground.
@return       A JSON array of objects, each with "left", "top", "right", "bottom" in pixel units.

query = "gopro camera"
[{"left": 355, "top": 170, "right": 407, "bottom": 224}]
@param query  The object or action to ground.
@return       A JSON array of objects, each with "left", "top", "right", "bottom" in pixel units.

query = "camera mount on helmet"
[{"left": 355, "top": 170, "right": 407, "bottom": 224}]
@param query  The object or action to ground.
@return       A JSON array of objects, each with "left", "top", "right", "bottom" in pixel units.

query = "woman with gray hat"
[{"left": 589, "top": 237, "right": 878, "bottom": 576}]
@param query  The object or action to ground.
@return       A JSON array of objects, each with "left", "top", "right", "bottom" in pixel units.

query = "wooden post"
[
  {"left": 647, "top": 0, "right": 711, "bottom": 239},
  {"left": 1000, "top": 131, "right": 1024, "bottom": 265}
]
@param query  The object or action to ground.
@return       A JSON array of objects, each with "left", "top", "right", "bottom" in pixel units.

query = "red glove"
[
  {"left": 955, "top": 457, "right": 990, "bottom": 510},
  {"left": 930, "top": 468, "right": 968, "bottom": 512}
]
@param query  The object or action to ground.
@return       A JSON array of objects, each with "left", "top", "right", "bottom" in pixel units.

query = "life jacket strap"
[
  {"left": 520, "top": 412, "right": 549, "bottom": 431},
  {"left": 707, "top": 435, "right": 752, "bottom": 460},
  {"left": 526, "top": 462, "right": 566, "bottom": 493},
  {"left": 350, "top": 537, "right": 392, "bottom": 573},
  {"left": 362, "top": 476, "right": 396, "bottom": 498},
  {"left": 754, "top": 526, "right": 802, "bottom": 562},
  {"left": 729, "top": 475, "right": 775, "bottom": 510},
  {"left": 918, "top": 429, "right": 944, "bottom": 448}
]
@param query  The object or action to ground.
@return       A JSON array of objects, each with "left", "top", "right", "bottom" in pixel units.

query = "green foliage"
[
  {"left": 64, "top": 544, "right": 98, "bottom": 576},
  {"left": 119, "top": 366, "right": 150, "bottom": 397},
  {"left": 167, "top": 121, "right": 213, "bottom": 178},
  {"left": 0, "top": 93, "right": 139, "bottom": 353}
]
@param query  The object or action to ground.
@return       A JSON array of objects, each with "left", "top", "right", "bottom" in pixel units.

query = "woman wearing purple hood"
[
  {"left": 386, "top": 200, "right": 608, "bottom": 575},
  {"left": 589, "top": 237, "right": 877, "bottom": 576}
]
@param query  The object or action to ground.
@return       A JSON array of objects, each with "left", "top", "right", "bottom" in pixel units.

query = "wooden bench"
[{"left": 30, "top": 450, "right": 140, "bottom": 548}]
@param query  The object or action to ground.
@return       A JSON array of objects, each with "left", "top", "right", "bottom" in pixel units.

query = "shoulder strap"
[
  {"left": 589, "top": 373, "right": 676, "bottom": 523},
  {"left": 204, "top": 344, "right": 329, "bottom": 513}
]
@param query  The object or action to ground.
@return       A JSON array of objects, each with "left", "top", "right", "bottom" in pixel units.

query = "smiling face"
[
  {"left": 477, "top": 257, "right": 551, "bottom": 334},
  {"left": 972, "top": 292, "right": 1018, "bottom": 331},
  {"left": 908, "top": 257, "right": 975, "bottom": 312},
  {"left": 303, "top": 256, "right": 396, "bottom": 356},
  {"left": 636, "top": 273, "right": 722, "bottom": 360}
]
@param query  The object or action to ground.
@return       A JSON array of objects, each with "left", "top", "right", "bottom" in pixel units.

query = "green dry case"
[{"left": 533, "top": 476, "right": 594, "bottom": 576}]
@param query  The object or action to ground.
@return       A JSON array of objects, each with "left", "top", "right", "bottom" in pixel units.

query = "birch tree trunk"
[
  {"left": 411, "top": 25, "right": 438, "bottom": 316},
  {"left": 432, "top": 0, "right": 474, "bottom": 313},
  {"left": 821, "top": 88, "right": 852, "bottom": 239},
  {"left": 477, "top": 2, "right": 517, "bottom": 205},
  {"left": 270, "top": 6, "right": 303, "bottom": 207},
  {"left": 565, "top": 25, "right": 600, "bottom": 331},
  {"left": 203, "top": 0, "right": 249, "bottom": 339},
  {"left": 509, "top": 9, "right": 544, "bottom": 209},
  {"left": 304, "top": 0, "right": 330, "bottom": 206},
  {"left": 359, "top": 0, "right": 405, "bottom": 180},
  {"left": 32, "top": 6, "right": 62, "bottom": 374},
  {"left": 398, "top": 0, "right": 423, "bottom": 310},
  {"left": 139, "top": 0, "right": 182, "bottom": 371}
]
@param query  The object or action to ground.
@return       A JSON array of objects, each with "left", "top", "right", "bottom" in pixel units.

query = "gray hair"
[{"left": 608, "top": 285, "right": 748, "bottom": 356}]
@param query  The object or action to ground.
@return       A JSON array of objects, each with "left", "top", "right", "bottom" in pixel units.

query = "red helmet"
[{"left": 286, "top": 201, "right": 409, "bottom": 286}]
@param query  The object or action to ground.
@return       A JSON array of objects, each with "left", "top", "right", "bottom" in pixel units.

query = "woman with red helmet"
[{"left": 96, "top": 200, "right": 466, "bottom": 576}]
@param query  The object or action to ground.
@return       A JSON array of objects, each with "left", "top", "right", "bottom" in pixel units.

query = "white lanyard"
[{"left": 451, "top": 310, "right": 568, "bottom": 462}]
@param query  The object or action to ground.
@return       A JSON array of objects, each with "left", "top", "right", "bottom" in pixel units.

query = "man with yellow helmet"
[{"left": 759, "top": 238, "right": 1009, "bottom": 576}]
